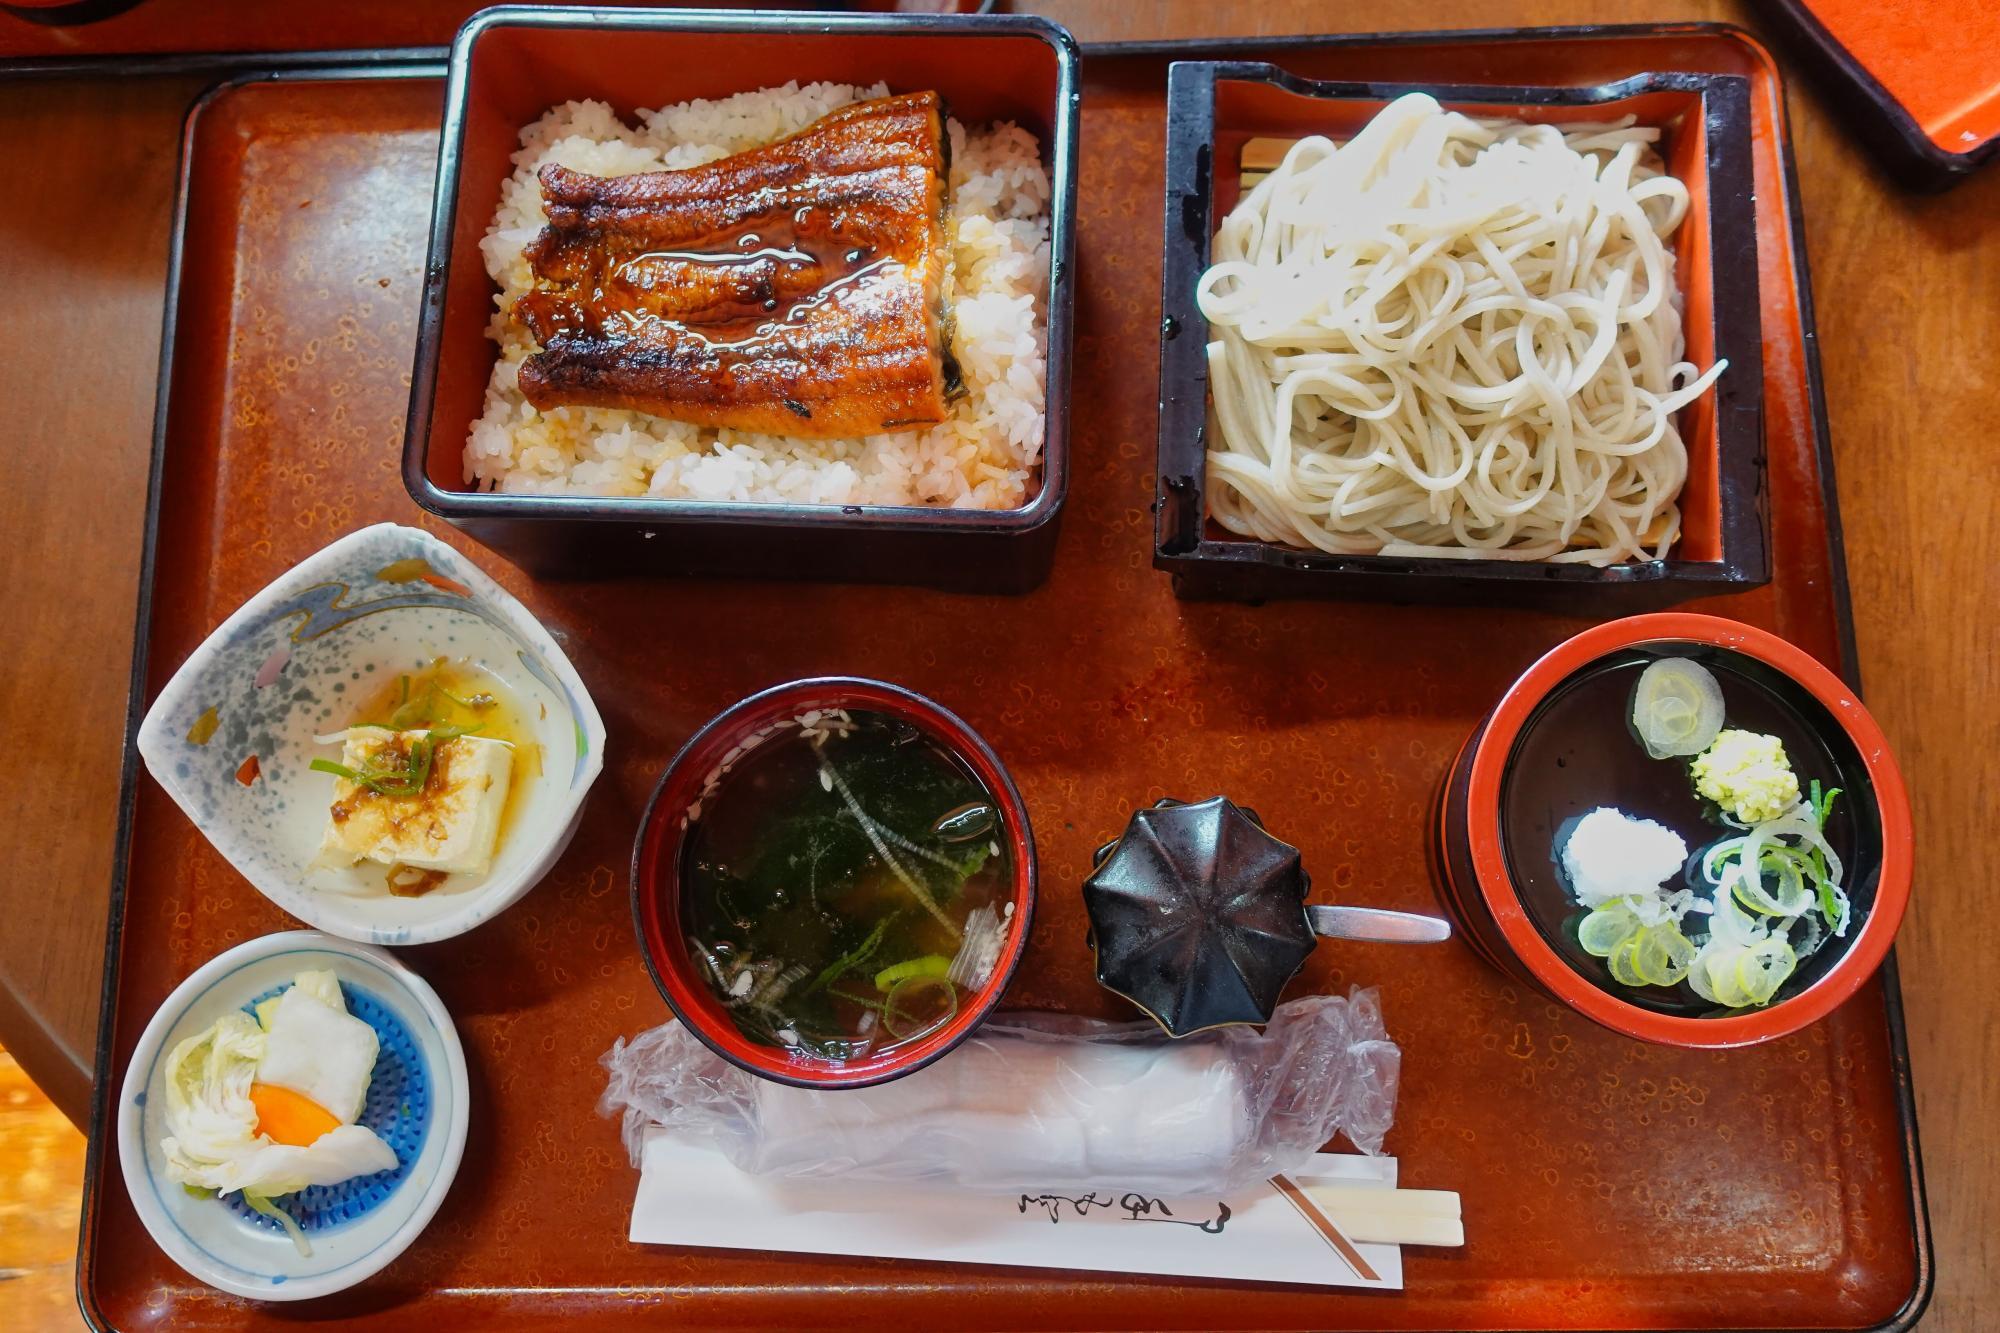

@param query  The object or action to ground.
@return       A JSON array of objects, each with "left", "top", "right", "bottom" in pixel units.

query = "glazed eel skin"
[{"left": 515, "top": 91, "right": 956, "bottom": 439}]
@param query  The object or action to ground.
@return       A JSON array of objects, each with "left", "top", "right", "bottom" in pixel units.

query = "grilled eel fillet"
[{"left": 515, "top": 91, "right": 956, "bottom": 438}]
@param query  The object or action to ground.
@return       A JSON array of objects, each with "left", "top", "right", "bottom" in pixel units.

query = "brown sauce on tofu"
[{"left": 333, "top": 658, "right": 545, "bottom": 893}]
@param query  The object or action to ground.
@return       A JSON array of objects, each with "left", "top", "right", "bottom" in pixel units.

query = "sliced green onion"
[
  {"left": 1734, "top": 937, "right": 1796, "bottom": 1005},
  {"left": 1701, "top": 797, "right": 1842, "bottom": 932},
  {"left": 873, "top": 954, "right": 953, "bottom": 993},
  {"left": 1807, "top": 782, "right": 1847, "bottom": 931},
  {"left": 1632, "top": 658, "right": 1726, "bottom": 759},
  {"left": 1703, "top": 949, "right": 1751, "bottom": 1008},
  {"left": 1607, "top": 936, "right": 1648, "bottom": 988},
  {"left": 1728, "top": 848, "right": 1815, "bottom": 916},
  {"left": 435, "top": 684, "right": 496, "bottom": 712},
  {"left": 378, "top": 674, "right": 497, "bottom": 732},
  {"left": 1629, "top": 932, "right": 1668, "bottom": 987},
  {"left": 312, "top": 724, "right": 481, "bottom": 798},
  {"left": 1687, "top": 932, "right": 1796, "bottom": 1010},
  {"left": 389, "top": 676, "right": 430, "bottom": 729},
  {"left": 1632, "top": 924, "right": 1694, "bottom": 986},
  {"left": 881, "top": 974, "right": 957, "bottom": 1041},
  {"left": 1578, "top": 904, "right": 1639, "bottom": 957}
]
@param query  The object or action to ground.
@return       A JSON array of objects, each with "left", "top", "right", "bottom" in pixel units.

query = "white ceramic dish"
[
  {"left": 116, "top": 931, "right": 469, "bottom": 1302},
  {"left": 137, "top": 523, "right": 606, "bottom": 945}
]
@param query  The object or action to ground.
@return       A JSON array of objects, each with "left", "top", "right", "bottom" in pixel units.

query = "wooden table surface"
[{"left": 0, "top": 0, "right": 1992, "bottom": 1326}]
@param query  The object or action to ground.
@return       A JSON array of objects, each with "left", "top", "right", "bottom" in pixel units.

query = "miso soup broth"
[{"left": 681, "top": 708, "right": 1013, "bottom": 1062}]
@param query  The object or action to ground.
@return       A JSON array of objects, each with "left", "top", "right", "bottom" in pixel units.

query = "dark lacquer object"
[
  {"left": 1155, "top": 62, "right": 1767, "bottom": 608},
  {"left": 404, "top": 6, "right": 1079, "bottom": 592},
  {"left": 1083, "top": 797, "right": 1448, "bottom": 1037}
]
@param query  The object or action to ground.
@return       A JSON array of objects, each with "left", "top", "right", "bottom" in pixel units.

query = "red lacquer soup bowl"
[
  {"left": 1434, "top": 614, "right": 1913, "bottom": 1048},
  {"left": 632, "top": 677, "right": 1035, "bottom": 1088}
]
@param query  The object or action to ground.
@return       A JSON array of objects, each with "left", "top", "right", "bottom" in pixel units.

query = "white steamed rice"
[{"left": 468, "top": 82, "right": 1051, "bottom": 508}]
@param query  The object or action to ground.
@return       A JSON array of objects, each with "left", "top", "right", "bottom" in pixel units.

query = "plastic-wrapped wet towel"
[{"left": 599, "top": 989, "right": 1400, "bottom": 1196}]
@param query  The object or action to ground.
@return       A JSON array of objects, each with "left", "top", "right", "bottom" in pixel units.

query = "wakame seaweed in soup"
[{"left": 681, "top": 709, "right": 1012, "bottom": 1061}]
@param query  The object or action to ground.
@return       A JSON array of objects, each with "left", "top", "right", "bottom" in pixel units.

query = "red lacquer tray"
[
  {"left": 1770, "top": 0, "right": 2000, "bottom": 188},
  {"left": 79, "top": 26, "right": 1931, "bottom": 1333}
]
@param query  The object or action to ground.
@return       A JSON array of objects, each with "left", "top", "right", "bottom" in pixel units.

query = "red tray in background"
[
  {"left": 78, "top": 24, "right": 1930, "bottom": 1333},
  {"left": 1770, "top": 0, "right": 2000, "bottom": 188}
]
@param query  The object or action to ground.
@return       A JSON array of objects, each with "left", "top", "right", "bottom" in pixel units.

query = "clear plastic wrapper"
[{"left": 599, "top": 989, "right": 1400, "bottom": 1196}]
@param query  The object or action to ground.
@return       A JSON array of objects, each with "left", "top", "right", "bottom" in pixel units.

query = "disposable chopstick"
[
  {"left": 1238, "top": 136, "right": 1301, "bottom": 188},
  {"left": 1331, "top": 1212, "right": 1464, "bottom": 1248},
  {"left": 1269, "top": 1176, "right": 1382, "bottom": 1281},
  {"left": 1295, "top": 1181, "right": 1465, "bottom": 1248},
  {"left": 1240, "top": 136, "right": 1299, "bottom": 171},
  {"left": 1301, "top": 1184, "right": 1460, "bottom": 1216}
]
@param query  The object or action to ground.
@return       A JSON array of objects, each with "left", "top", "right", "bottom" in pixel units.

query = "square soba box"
[
  {"left": 1156, "top": 62, "right": 1767, "bottom": 608},
  {"left": 405, "top": 6, "right": 1078, "bottom": 593}
]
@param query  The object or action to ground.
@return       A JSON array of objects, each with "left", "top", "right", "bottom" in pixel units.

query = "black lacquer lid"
[{"left": 1081, "top": 796, "right": 1316, "bottom": 1038}]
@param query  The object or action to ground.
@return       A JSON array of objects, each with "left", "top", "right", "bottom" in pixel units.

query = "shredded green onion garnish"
[
  {"left": 1577, "top": 777, "right": 1848, "bottom": 1011},
  {"left": 365, "top": 673, "right": 498, "bottom": 732},
  {"left": 311, "top": 722, "right": 481, "bottom": 798}
]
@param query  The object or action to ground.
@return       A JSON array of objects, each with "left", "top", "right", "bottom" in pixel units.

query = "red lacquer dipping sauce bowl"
[
  {"left": 632, "top": 677, "right": 1036, "bottom": 1088},
  {"left": 1435, "top": 614, "right": 1913, "bottom": 1049}
]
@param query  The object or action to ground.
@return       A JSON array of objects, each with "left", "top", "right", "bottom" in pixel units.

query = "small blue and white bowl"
[
  {"left": 117, "top": 931, "right": 470, "bottom": 1302},
  {"left": 137, "top": 523, "right": 606, "bottom": 945}
]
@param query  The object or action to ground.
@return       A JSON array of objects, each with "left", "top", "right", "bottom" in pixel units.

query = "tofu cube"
[{"left": 317, "top": 729, "right": 513, "bottom": 876}]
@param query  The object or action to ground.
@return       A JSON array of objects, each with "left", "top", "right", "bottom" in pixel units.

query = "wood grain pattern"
[
  {"left": 1793, "top": 96, "right": 2000, "bottom": 1333},
  {"left": 0, "top": 1, "right": 1993, "bottom": 1327},
  {"left": 0, "top": 1045, "right": 87, "bottom": 1333},
  {"left": 0, "top": 74, "right": 198, "bottom": 1131}
]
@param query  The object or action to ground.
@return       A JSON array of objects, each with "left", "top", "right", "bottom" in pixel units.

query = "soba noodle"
[{"left": 1197, "top": 93, "right": 1726, "bottom": 564}]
